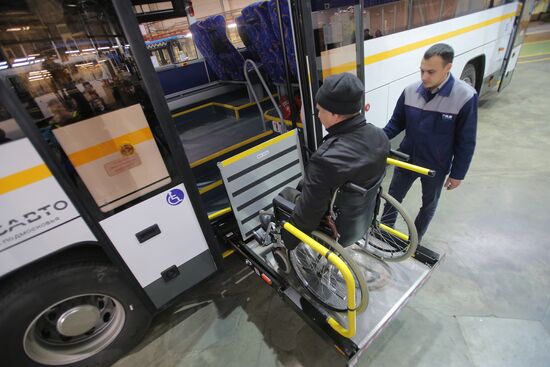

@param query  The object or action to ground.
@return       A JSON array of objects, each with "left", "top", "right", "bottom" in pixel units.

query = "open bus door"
[
  {"left": 217, "top": 1, "right": 443, "bottom": 365},
  {"left": 0, "top": 1, "right": 224, "bottom": 365},
  {"left": 498, "top": 0, "right": 536, "bottom": 92}
]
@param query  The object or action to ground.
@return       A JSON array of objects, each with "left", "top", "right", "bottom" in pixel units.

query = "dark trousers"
[{"left": 382, "top": 168, "right": 446, "bottom": 242}]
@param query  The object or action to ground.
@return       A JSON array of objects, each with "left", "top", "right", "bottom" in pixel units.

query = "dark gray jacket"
[{"left": 290, "top": 114, "right": 389, "bottom": 245}]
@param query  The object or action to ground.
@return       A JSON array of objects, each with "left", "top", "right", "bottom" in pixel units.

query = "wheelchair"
[{"left": 254, "top": 152, "right": 432, "bottom": 320}]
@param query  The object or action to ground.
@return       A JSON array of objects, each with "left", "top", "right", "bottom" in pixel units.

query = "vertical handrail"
[{"left": 243, "top": 59, "right": 286, "bottom": 133}]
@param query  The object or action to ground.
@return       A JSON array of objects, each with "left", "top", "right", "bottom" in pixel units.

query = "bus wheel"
[
  {"left": 0, "top": 261, "right": 152, "bottom": 367},
  {"left": 460, "top": 63, "right": 477, "bottom": 89}
]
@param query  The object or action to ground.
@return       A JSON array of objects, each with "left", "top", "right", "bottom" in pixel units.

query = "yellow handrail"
[
  {"left": 386, "top": 157, "right": 435, "bottom": 176},
  {"left": 283, "top": 222, "right": 356, "bottom": 338}
]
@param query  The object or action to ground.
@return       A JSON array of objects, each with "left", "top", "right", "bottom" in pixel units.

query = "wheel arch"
[
  {"left": 463, "top": 55, "right": 485, "bottom": 93},
  {"left": 0, "top": 242, "right": 112, "bottom": 292}
]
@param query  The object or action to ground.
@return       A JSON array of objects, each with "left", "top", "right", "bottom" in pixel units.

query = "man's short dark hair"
[{"left": 424, "top": 43, "right": 454, "bottom": 65}]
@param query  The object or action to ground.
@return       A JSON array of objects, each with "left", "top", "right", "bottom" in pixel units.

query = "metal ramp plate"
[
  {"left": 283, "top": 244, "right": 443, "bottom": 366},
  {"left": 219, "top": 129, "right": 443, "bottom": 364},
  {"left": 218, "top": 129, "right": 304, "bottom": 240}
]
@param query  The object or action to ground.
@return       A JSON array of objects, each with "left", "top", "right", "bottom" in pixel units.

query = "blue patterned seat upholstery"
[
  {"left": 236, "top": 15, "right": 262, "bottom": 64},
  {"left": 241, "top": 1, "right": 285, "bottom": 83},
  {"left": 267, "top": 0, "right": 297, "bottom": 79},
  {"left": 190, "top": 15, "right": 245, "bottom": 81}
]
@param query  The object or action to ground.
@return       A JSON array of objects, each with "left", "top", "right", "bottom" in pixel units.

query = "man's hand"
[{"left": 444, "top": 177, "right": 462, "bottom": 190}]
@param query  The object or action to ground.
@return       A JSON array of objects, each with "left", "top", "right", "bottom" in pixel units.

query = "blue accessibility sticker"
[{"left": 166, "top": 189, "right": 184, "bottom": 206}]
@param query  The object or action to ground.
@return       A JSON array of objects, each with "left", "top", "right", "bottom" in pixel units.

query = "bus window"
[
  {"left": 312, "top": 6, "right": 357, "bottom": 56},
  {"left": 0, "top": 105, "right": 24, "bottom": 144},
  {"left": 411, "top": 0, "right": 491, "bottom": 28},
  {"left": 363, "top": 0, "right": 409, "bottom": 38},
  {"left": 0, "top": 0, "right": 177, "bottom": 214}
]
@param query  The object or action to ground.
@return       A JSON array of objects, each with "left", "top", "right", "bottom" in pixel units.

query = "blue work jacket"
[{"left": 383, "top": 74, "right": 477, "bottom": 180}]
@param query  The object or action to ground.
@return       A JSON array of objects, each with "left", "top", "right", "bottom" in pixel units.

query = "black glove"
[{"left": 281, "top": 226, "right": 301, "bottom": 251}]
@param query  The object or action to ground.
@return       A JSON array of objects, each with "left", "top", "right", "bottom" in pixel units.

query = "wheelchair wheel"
[
  {"left": 289, "top": 231, "right": 368, "bottom": 313},
  {"left": 364, "top": 190, "right": 418, "bottom": 262}
]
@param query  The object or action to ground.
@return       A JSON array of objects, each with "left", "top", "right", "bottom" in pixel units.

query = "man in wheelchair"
[{"left": 272, "top": 72, "right": 390, "bottom": 251}]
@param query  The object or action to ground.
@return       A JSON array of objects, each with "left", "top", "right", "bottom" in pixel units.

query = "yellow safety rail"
[
  {"left": 379, "top": 223, "right": 409, "bottom": 241},
  {"left": 283, "top": 222, "right": 356, "bottom": 339},
  {"left": 262, "top": 109, "right": 303, "bottom": 129},
  {"left": 386, "top": 157, "right": 435, "bottom": 177},
  {"left": 172, "top": 96, "right": 275, "bottom": 120},
  {"left": 208, "top": 207, "right": 232, "bottom": 221}
]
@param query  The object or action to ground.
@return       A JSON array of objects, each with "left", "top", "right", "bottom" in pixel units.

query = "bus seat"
[
  {"left": 267, "top": 0, "right": 297, "bottom": 79},
  {"left": 236, "top": 15, "right": 262, "bottom": 64},
  {"left": 241, "top": 1, "right": 285, "bottom": 83},
  {"left": 190, "top": 15, "right": 245, "bottom": 81}
]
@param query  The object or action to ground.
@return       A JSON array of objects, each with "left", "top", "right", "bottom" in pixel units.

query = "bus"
[
  {"left": 0, "top": 1, "right": 533, "bottom": 366},
  {"left": 311, "top": 0, "right": 534, "bottom": 128}
]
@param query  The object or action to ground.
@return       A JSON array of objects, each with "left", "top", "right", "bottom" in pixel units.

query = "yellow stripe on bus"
[
  {"left": 323, "top": 11, "right": 517, "bottom": 78},
  {"left": 68, "top": 127, "right": 154, "bottom": 167},
  {"left": 220, "top": 129, "right": 296, "bottom": 167},
  {"left": 0, "top": 164, "right": 52, "bottom": 195}
]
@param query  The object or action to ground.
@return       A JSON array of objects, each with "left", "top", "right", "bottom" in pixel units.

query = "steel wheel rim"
[
  {"left": 23, "top": 293, "right": 126, "bottom": 365},
  {"left": 290, "top": 242, "right": 361, "bottom": 311}
]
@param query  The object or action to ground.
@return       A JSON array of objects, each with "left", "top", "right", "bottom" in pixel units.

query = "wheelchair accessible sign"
[{"left": 166, "top": 189, "right": 184, "bottom": 206}]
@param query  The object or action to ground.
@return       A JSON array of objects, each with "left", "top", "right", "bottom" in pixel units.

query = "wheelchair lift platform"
[{"left": 218, "top": 130, "right": 443, "bottom": 364}]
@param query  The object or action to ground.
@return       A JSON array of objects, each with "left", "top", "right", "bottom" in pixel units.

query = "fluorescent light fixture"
[
  {"left": 14, "top": 56, "right": 35, "bottom": 63},
  {"left": 111, "top": 45, "right": 120, "bottom": 48},
  {"left": 12, "top": 61, "right": 30, "bottom": 67},
  {"left": 97, "top": 46, "right": 110, "bottom": 50},
  {"left": 0, "top": 65, "right": 8, "bottom": 70},
  {"left": 65, "top": 50, "right": 80, "bottom": 54},
  {"left": 0, "top": 61, "right": 7, "bottom": 66},
  {"left": 124, "top": 44, "right": 130, "bottom": 48},
  {"left": 7, "top": 26, "right": 30, "bottom": 32},
  {"left": 82, "top": 48, "right": 96, "bottom": 52},
  {"left": 28, "top": 53, "right": 40, "bottom": 57},
  {"left": 227, "top": 23, "right": 237, "bottom": 29}
]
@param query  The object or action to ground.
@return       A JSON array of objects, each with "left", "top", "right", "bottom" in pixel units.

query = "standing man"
[
  {"left": 383, "top": 43, "right": 477, "bottom": 243},
  {"left": 281, "top": 72, "right": 390, "bottom": 250}
]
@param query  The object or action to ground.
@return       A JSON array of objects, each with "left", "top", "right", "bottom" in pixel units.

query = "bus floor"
[
  {"left": 113, "top": 48, "right": 550, "bottom": 367},
  {"left": 174, "top": 104, "right": 270, "bottom": 164}
]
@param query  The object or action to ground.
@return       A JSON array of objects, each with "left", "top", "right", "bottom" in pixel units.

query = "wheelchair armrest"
[{"left": 273, "top": 195, "right": 296, "bottom": 222}]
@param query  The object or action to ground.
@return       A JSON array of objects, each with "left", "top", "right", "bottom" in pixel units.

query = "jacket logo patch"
[{"left": 441, "top": 113, "right": 454, "bottom": 121}]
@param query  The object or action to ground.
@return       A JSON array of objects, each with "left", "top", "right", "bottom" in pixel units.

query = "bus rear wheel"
[
  {"left": 0, "top": 261, "right": 152, "bottom": 367},
  {"left": 460, "top": 63, "right": 477, "bottom": 89}
]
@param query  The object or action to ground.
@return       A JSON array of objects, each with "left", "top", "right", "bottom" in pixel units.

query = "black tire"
[
  {"left": 460, "top": 63, "right": 477, "bottom": 89},
  {"left": 365, "top": 190, "right": 418, "bottom": 262},
  {"left": 0, "top": 261, "right": 152, "bottom": 367}
]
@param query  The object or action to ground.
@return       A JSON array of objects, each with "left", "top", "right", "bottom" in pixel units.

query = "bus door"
[
  {"left": 498, "top": 0, "right": 537, "bottom": 92},
  {"left": 214, "top": 1, "right": 443, "bottom": 363},
  {"left": 0, "top": 0, "right": 220, "bottom": 312}
]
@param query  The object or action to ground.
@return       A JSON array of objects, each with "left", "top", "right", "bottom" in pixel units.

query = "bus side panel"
[
  {"left": 365, "top": 2, "right": 517, "bottom": 87},
  {"left": 0, "top": 139, "right": 96, "bottom": 277},
  {"left": 320, "top": 2, "right": 518, "bottom": 112},
  {"left": 99, "top": 184, "right": 217, "bottom": 309}
]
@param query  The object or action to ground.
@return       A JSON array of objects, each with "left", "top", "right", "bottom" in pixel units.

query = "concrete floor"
[{"left": 114, "top": 35, "right": 550, "bottom": 367}]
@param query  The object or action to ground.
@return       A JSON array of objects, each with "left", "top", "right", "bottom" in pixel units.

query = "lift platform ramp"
[{"left": 218, "top": 130, "right": 443, "bottom": 365}]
